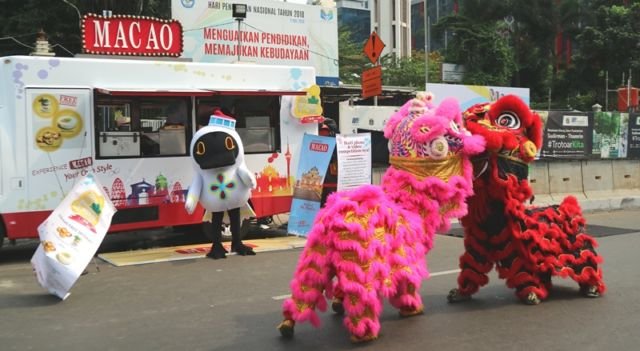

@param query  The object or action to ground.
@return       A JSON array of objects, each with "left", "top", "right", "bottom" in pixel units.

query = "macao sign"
[{"left": 82, "top": 14, "right": 183, "bottom": 57}]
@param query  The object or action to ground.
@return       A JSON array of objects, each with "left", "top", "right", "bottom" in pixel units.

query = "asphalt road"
[{"left": 1, "top": 210, "right": 639, "bottom": 351}]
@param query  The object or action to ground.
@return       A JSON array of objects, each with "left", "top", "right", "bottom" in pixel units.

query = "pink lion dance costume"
[
  {"left": 447, "top": 95, "right": 606, "bottom": 305},
  {"left": 278, "top": 94, "right": 485, "bottom": 342}
]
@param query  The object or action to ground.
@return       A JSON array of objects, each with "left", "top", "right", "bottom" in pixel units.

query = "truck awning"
[
  {"left": 95, "top": 88, "right": 306, "bottom": 97},
  {"left": 208, "top": 89, "right": 306, "bottom": 96},
  {"left": 95, "top": 88, "right": 215, "bottom": 97}
]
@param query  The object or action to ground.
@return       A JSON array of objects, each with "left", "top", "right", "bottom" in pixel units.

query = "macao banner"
[
  {"left": 288, "top": 133, "right": 336, "bottom": 236},
  {"left": 426, "top": 83, "right": 530, "bottom": 111},
  {"left": 172, "top": 0, "right": 339, "bottom": 87}
]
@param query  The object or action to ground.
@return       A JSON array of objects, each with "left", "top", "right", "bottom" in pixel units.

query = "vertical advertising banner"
[
  {"left": 592, "top": 111, "right": 629, "bottom": 158},
  {"left": 336, "top": 133, "right": 372, "bottom": 191},
  {"left": 31, "top": 174, "right": 116, "bottom": 300},
  {"left": 288, "top": 134, "right": 336, "bottom": 236},
  {"left": 539, "top": 111, "right": 592, "bottom": 159},
  {"left": 628, "top": 113, "right": 640, "bottom": 158}
]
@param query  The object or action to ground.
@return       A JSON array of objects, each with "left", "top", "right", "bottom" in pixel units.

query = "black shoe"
[
  {"left": 206, "top": 242, "right": 228, "bottom": 259},
  {"left": 231, "top": 242, "right": 256, "bottom": 256}
]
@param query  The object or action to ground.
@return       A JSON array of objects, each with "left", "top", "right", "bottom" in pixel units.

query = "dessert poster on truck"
[{"left": 31, "top": 174, "right": 116, "bottom": 300}]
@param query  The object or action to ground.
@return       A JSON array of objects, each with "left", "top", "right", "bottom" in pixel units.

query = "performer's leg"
[
  {"left": 229, "top": 208, "right": 255, "bottom": 256},
  {"left": 448, "top": 231, "right": 494, "bottom": 302},
  {"left": 206, "top": 211, "right": 228, "bottom": 259},
  {"left": 390, "top": 277, "right": 424, "bottom": 317},
  {"left": 342, "top": 286, "right": 382, "bottom": 343}
]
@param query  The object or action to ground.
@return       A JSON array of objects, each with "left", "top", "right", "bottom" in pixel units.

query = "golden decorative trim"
[{"left": 390, "top": 154, "right": 463, "bottom": 181}]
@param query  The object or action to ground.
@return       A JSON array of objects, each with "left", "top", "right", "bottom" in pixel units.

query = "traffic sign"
[
  {"left": 363, "top": 31, "right": 385, "bottom": 64},
  {"left": 361, "top": 66, "right": 382, "bottom": 99}
]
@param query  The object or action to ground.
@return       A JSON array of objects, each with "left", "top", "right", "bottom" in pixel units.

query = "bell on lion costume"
[
  {"left": 277, "top": 93, "right": 485, "bottom": 343},
  {"left": 447, "top": 95, "right": 606, "bottom": 305}
]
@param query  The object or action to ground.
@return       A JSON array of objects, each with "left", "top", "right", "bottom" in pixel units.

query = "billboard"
[
  {"left": 172, "top": 0, "right": 339, "bottom": 86},
  {"left": 426, "top": 83, "right": 530, "bottom": 111}
]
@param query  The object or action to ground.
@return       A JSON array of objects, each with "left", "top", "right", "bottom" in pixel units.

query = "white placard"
[
  {"left": 31, "top": 174, "right": 116, "bottom": 300},
  {"left": 336, "top": 133, "right": 372, "bottom": 191}
]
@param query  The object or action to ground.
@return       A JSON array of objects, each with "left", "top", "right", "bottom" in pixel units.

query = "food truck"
[{"left": 0, "top": 55, "right": 321, "bottom": 244}]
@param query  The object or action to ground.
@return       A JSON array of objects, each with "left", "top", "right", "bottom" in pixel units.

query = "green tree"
[
  {"left": 0, "top": 0, "right": 170, "bottom": 57},
  {"left": 571, "top": 2, "right": 640, "bottom": 110},
  {"left": 379, "top": 50, "right": 442, "bottom": 87},
  {"left": 434, "top": 13, "right": 517, "bottom": 86},
  {"left": 337, "top": 25, "right": 369, "bottom": 85}
]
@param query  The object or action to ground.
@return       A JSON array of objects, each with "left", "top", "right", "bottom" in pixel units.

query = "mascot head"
[
  {"left": 190, "top": 109, "right": 245, "bottom": 170},
  {"left": 463, "top": 95, "right": 542, "bottom": 163},
  {"left": 384, "top": 92, "right": 485, "bottom": 181}
]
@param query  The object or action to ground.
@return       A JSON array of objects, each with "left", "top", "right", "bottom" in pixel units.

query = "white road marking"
[
  {"left": 271, "top": 268, "right": 461, "bottom": 300},
  {"left": 0, "top": 280, "right": 16, "bottom": 289},
  {"left": 272, "top": 294, "right": 291, "bottom": 300},
  {"left": 429, "top": 268, "right": 461, "bottom": 277}
]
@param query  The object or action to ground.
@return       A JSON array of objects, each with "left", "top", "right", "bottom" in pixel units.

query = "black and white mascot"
[{"left": 185, "top": 109, "right": 257, "bottom": 259}]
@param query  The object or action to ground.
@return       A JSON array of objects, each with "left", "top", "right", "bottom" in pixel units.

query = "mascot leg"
[
  {"left": 498, "top": 255, "right": 549, "bottom": 305},
  {"left": 206, "top": 211, "right": 229, "bottom": 259},
  {"left": 228, "top": 208, "right": 255, "bottom": 256},
  {"left": 341, "top": 285, "right": 382, "bottom": 343},
  {"left": 331, "top": 281, "right": 345, "bottom": 315},
  {"left": 557, "top": 198, "right": 607, "bottom": 297},
  {"left": 573, "top": 240, "right": 606, "bottom": 297},
  {"left": 278, "top": 237, "right": 332, "bottom": 338},
  {"left": 390, "top": 277, "right": 424, "bottom": 317},
  {"left": 448, "top": 230, "right": 494, "bottom": 302}
]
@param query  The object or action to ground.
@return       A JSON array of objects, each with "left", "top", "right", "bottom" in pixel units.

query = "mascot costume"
[
  {"left": 447, "top": 95, "right": 606, "bottom": 305},
  {"left": 277, "top": 94, "right": 485, "bottom": 342},
  {"left": 185, "top": 109, "right": 257, "bottom": 259}
]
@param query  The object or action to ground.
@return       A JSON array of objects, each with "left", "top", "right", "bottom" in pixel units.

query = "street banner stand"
[
  {"left": 288, "top": 133, "right": 336, "bottom": 236},
  {"left": 336, "top": 133, "right": 372, "bottom": 191},
  {"left": 592, "top": 111, "right": 629, "bottom": 158},
  {"left": 539, "top": 111, "right": 592, "bottom": 159},
  {"left": 31, "top": 174, "right": 116, "bottom": 300},
  {"left": 628, "top": 113, "right": 640, "bottom": 158}
]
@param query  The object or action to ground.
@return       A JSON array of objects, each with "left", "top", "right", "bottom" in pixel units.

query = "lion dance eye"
[
  {"left": 225, "top": 136, "right": 235, "bottom": 150},
  {"left": 496, "top": 112, "right": 521, "bottom": 129},
  {"left": 449, "top": 121, "right": 460, "bottom": 133},
  {"left": 196, "top": 141, "right": 206, "bottom": 155}
]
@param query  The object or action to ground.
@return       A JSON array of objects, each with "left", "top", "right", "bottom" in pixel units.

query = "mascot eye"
[
  {"left": 496, "top": 112, "right": 521, "bottom": 129},
  {"left": 449, "top": 121, "right": 460, "bottom": 133},
  {"left": 196, "top": 141, "right": 206, "bottom": 155},
  {"left": 225, "top": 136, "right": 235, "bottom": 150}
]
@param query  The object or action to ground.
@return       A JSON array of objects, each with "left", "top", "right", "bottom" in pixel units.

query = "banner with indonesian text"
[{"left": 172, "top": 0, "right": 339, "bottom": 86}]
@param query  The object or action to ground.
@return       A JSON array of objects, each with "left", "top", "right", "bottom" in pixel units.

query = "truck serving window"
[
  {"left": 196, "top": 95, "right": 281, "bottom": 154},
  {"left": 95, "top": 93, "right": 192, "bottom": 159}
]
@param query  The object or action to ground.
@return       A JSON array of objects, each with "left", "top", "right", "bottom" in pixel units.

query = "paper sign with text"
[{"left": 336, "top": 133, "right": 372, "bottom": 191}]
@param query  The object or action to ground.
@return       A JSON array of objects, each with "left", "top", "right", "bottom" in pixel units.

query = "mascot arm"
[
  {"left": 237, "top": 165, "right": 257, "bottom": 189},
  {"left": 185, "top": 173, "right": 203, "bottom": 214}
]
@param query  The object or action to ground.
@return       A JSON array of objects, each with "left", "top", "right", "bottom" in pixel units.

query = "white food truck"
[{"left": 0, "top": 55, "right": 321, "bottom": 245}]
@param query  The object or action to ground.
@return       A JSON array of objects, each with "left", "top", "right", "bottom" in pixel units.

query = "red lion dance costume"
[
  {"left": 448, "top": 95, "right": 606, "bottom": 305},
  {"left": 277, "top": 94, "right": 485, "bottom": 342}
]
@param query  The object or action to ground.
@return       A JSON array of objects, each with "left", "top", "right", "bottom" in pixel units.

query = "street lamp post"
[
  {"left": 232, "top": 4, "right": 247, "bottom": 62},
  {"left": 424, "top": 0, "right": 429, "bottom": 88}
]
